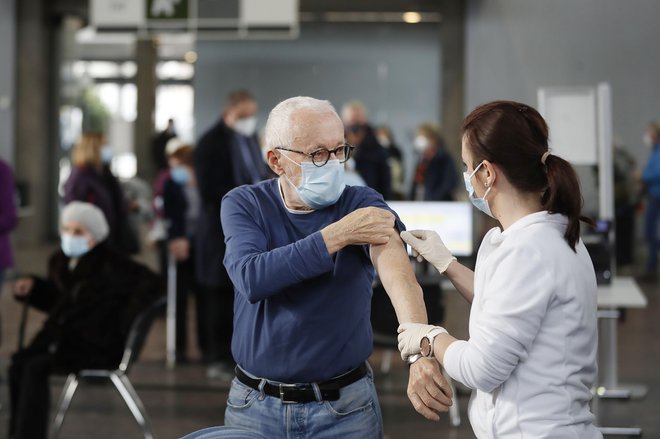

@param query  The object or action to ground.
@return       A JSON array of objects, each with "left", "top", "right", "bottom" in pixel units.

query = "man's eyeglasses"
[{"left": 275, "top": 144, "right": 355, "bottom": 167}]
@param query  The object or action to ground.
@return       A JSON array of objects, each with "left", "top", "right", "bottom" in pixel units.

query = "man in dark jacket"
[
  {"left": 341, "top": 101, "right": 392, "bottom": 200},
  {"left": 8, "top": 202, "right": 162, "bottom": 439},
  {"left": 193, "top": 89, "right": 269, "bottom": 379}
]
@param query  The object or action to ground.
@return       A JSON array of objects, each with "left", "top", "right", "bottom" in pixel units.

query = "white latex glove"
[
  {"left": 397, "top": 322, "right": 436, "bottom": 361},
  {"left": 400, "top": 230, "right": 456, "bottom": 274}
]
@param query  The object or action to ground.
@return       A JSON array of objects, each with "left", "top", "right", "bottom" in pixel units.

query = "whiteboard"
[{"left": 537, "top": 87, "right": 598, "bottom": 166}]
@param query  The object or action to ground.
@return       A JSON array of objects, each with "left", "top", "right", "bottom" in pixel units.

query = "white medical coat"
[{"left": 444, "top": 211, "right": 602, "bottom": 438}]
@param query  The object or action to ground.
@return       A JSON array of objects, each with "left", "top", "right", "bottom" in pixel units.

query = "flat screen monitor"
[{"left": 386, "top": 201, "right": 473, "bottom": 257}]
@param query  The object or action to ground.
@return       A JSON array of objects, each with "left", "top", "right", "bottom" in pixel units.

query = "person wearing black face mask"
[
  {"left": 193, "top": 89, "right": 271, "bottom": 380},
  {"left": 341, "top": 101, "right": 392, "bottom": 200}
]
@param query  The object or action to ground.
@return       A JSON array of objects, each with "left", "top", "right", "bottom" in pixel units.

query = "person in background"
[
  {"left": 343, "top": 157, "right": 367, "bottom": 187},
  {"left": 0, "top": 158, "right": 17, "bottom": 288},
  {"left": 219, "top": 96, "right": 451, "bottom": 438},
  {"left": 410, "top": 123, "right": 458, "bottom": 201},
  {"left": 194, "top": 89, "right": 269, "bottom": 380},
  {"left": 398, "top": 101, "right": 601, "bottom": 438},
  {"left": 612, "top": 143, "right": 639, "bottom": 269},
  {"left": 98, "top": 139, "right": 140, "bottom": 255},
  {"left": 149, "top": 138, "right": 184, "bottom": 280},
  {"left": 8, "top": 202, "right": 161, "bottom": 439},
  {"left": 163, "top": 140, "right": 205, "bottom": 363},
  {"left": 375, "top": 125, "right": 405, "bottom": 200},
  {"left": 152, "top": 118, "right": 177, "bottom": 172},
  {"left": 641, "top": 122, "right": 660, "bottom": 280},
  {"left": 341, "top": 101, "right": 391, "bottom": 199},
  {"left": 64, "top": 133, "right": 131, "bottom": 254}
]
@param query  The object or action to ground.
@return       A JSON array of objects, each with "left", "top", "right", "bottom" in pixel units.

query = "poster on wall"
[{"left": 537, "top": 86, "right": 598, "bottom": 166}]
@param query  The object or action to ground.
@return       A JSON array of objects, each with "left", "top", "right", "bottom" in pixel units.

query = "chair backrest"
[{"left": 118, "top": 296, "right": 166, "bottom": 373}]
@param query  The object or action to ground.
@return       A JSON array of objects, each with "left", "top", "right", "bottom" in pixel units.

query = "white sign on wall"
[
  {"left": 538, "top": 83, "right": 614, "bottom": 221},
  {"left": 90, "top": 0, "right": 298, "bottom": 30},
  {"left": 241, "top": 0, "right": 298, "bottom": 26},
  {"left": 91, "top": 0, "right": 146, "bottom": 27},
  {"left": 537, "top": 86, "right": 598, "bottom": 166}
]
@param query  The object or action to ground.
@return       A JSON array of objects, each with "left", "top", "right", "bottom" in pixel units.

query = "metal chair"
[{"left": 50, "top": 296, "right": 166, "bottom": 439}]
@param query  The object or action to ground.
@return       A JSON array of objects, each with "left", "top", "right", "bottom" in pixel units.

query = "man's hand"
[
  {"left": 14, "top": 278, "right": 34, "bottom": 297},
  {"left": 169, "top": 238, "right": 190, "bottom": 261},
  {"left": 321, "top": 207, "right": 396, "bottom": 254},
  {"left": 407, "top": 358, "right": 453, "bottom": 421}
]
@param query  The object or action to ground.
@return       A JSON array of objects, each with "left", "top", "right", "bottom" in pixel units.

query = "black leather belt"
[{"left": 234, "top": 363, "right": 368, "bottom": 404}]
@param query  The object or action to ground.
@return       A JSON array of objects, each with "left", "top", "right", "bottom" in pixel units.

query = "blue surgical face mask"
[
  {"left": 171, "top": 166, "right": 189, "bottom": 184},
  {"left": 100, "top": 145, "right": 113, "bottom": 164},
  {"left": 281, "top": 152, "right": 346, "bottom": 209},
  {"left": 464, "top": 162, "right": 494, "bottom": 218},
  {"left": 61, "top": 233, "right": 91, "bottom": 258}
]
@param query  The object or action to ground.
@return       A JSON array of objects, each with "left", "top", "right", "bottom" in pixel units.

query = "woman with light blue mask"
[
  {"left": 162, "top": 140, "right": 203, "bottom": 363},
  {"left": 58, "top": 201, "right": 109, "bottom": 259},
  {"left": 9, "top": 201, "right": 161, "bottom": 439},
  {"left": 397, "top": 101, "right": 602, "bottom": 438}
]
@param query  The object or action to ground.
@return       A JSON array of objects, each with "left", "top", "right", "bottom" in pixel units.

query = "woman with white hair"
[{"left": 8, "top": 202, "right": 162, "bottom": 439}]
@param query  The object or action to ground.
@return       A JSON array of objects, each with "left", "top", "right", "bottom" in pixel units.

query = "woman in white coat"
[{"left": 398, "top": 101, "right": 602, "bottom": 438}]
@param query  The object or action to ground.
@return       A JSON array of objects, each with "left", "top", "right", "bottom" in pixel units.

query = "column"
[
  {"left": 0, "top": 0, "right": 16, "bottom": 165},
  {"left": 440, "top": 1, "right": 466, "bottom": 159},
  {"left": 15, "top": 0, "right": 50, "bottom": 245},
  {"left": 134, "top": 37, "right": 158, "bottom": 182}
]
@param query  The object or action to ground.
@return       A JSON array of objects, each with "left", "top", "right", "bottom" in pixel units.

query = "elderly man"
[
  {"left": 220, "top": 97, "right": 451, "bottom": 438},
  {"left": 9, "top": 202, "right": 161, "bottom": 439}
]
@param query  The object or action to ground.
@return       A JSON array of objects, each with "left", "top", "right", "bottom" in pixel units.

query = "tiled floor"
[{"left": 0, "top": 244, "right": 658, "bottom": 438}]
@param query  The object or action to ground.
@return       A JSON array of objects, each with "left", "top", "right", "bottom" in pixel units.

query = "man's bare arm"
[
  {"left": 371, "top": 228, "right": 453, "bottom": 419},
  {"left": 370, "top": 228, "right": 427, "bottom": 324}
]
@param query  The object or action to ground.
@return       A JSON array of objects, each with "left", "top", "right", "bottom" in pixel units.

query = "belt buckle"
[{"left": 278, "top": 384, "right": 298, "bottom": 404}]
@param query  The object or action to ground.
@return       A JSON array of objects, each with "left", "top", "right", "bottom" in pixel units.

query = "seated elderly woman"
[{"left": 8, "top": 202, "right": 162, "bottom": 439}]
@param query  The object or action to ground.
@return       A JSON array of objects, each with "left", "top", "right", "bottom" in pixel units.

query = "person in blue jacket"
[
  {"left": 220, "top": 96, "right": 452, "bottom": 438},
  {"left": 642, "top": 122, "right": 660, "bottom": 278}
]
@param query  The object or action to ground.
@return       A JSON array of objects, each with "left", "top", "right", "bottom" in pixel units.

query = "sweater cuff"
[{"left": 309, "top": 231, "right": 335, "bottom": 271}]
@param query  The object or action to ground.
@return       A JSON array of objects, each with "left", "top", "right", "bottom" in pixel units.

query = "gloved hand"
[
  {"left": 397, "top": 322, "right": 437, "bottom": 361},
  {"left": 400, "top": 230, "right": 456, "bottom": 274}
]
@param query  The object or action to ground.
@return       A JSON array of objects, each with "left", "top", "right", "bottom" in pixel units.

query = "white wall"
[{"left": 465, "top": 0, "right": 660, "bottom": 171}]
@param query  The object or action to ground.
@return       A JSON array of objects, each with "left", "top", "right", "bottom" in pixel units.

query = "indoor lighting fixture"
[{"left": 402, "top": 11, "right": 422, "bottom": 24}]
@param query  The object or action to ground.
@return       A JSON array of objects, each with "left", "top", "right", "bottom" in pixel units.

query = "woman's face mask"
[
  {"left": 644, "top": 133, "right": 654, "bottom": 149},
  {"left": 61, "top": 233, "right": 91, "bottom": 258},
  {"left": 170, "top": 166, "right": 190, "bottom": 184},
  {"left": 100, "top": 145, "right": 113, "bottom": 164},
  {"left": 464, "top": 161, "right": 494, "bottom": 218},
  {"left": 280, "top": 151, "right": 346, "bottom": 209},
  {"left": 414, "top": 136, "right": 429, "bottom": 153}
]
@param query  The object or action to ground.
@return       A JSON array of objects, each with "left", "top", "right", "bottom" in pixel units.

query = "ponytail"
[
  {"left": 462, "top": 100, "right": 594, "bottom": 251},
  {"left": 541, "top": 155, "right": 594, "bottom": 251}
]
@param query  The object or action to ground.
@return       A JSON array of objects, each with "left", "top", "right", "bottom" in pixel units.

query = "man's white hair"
[{"left": 263, "top": 96, "right": 340, "bottom": 152}]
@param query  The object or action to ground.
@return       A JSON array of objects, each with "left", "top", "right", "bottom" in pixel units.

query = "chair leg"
[
  {"left": 50, "top": 374, "right": 79, "bottom": 439},
  {"left": 443, "top": 368, "right": 461, "bottom": 427},
  {"left": 110, "top": 372, "right": 155, "bottom": 439},
  {"left": 380, "top": 349, "right": 393, "bottom": 374}
]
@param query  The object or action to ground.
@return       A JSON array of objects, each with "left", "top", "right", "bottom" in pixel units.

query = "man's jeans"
[{"left": 224, "top": 364, "right": 383, "bottom": 439}]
